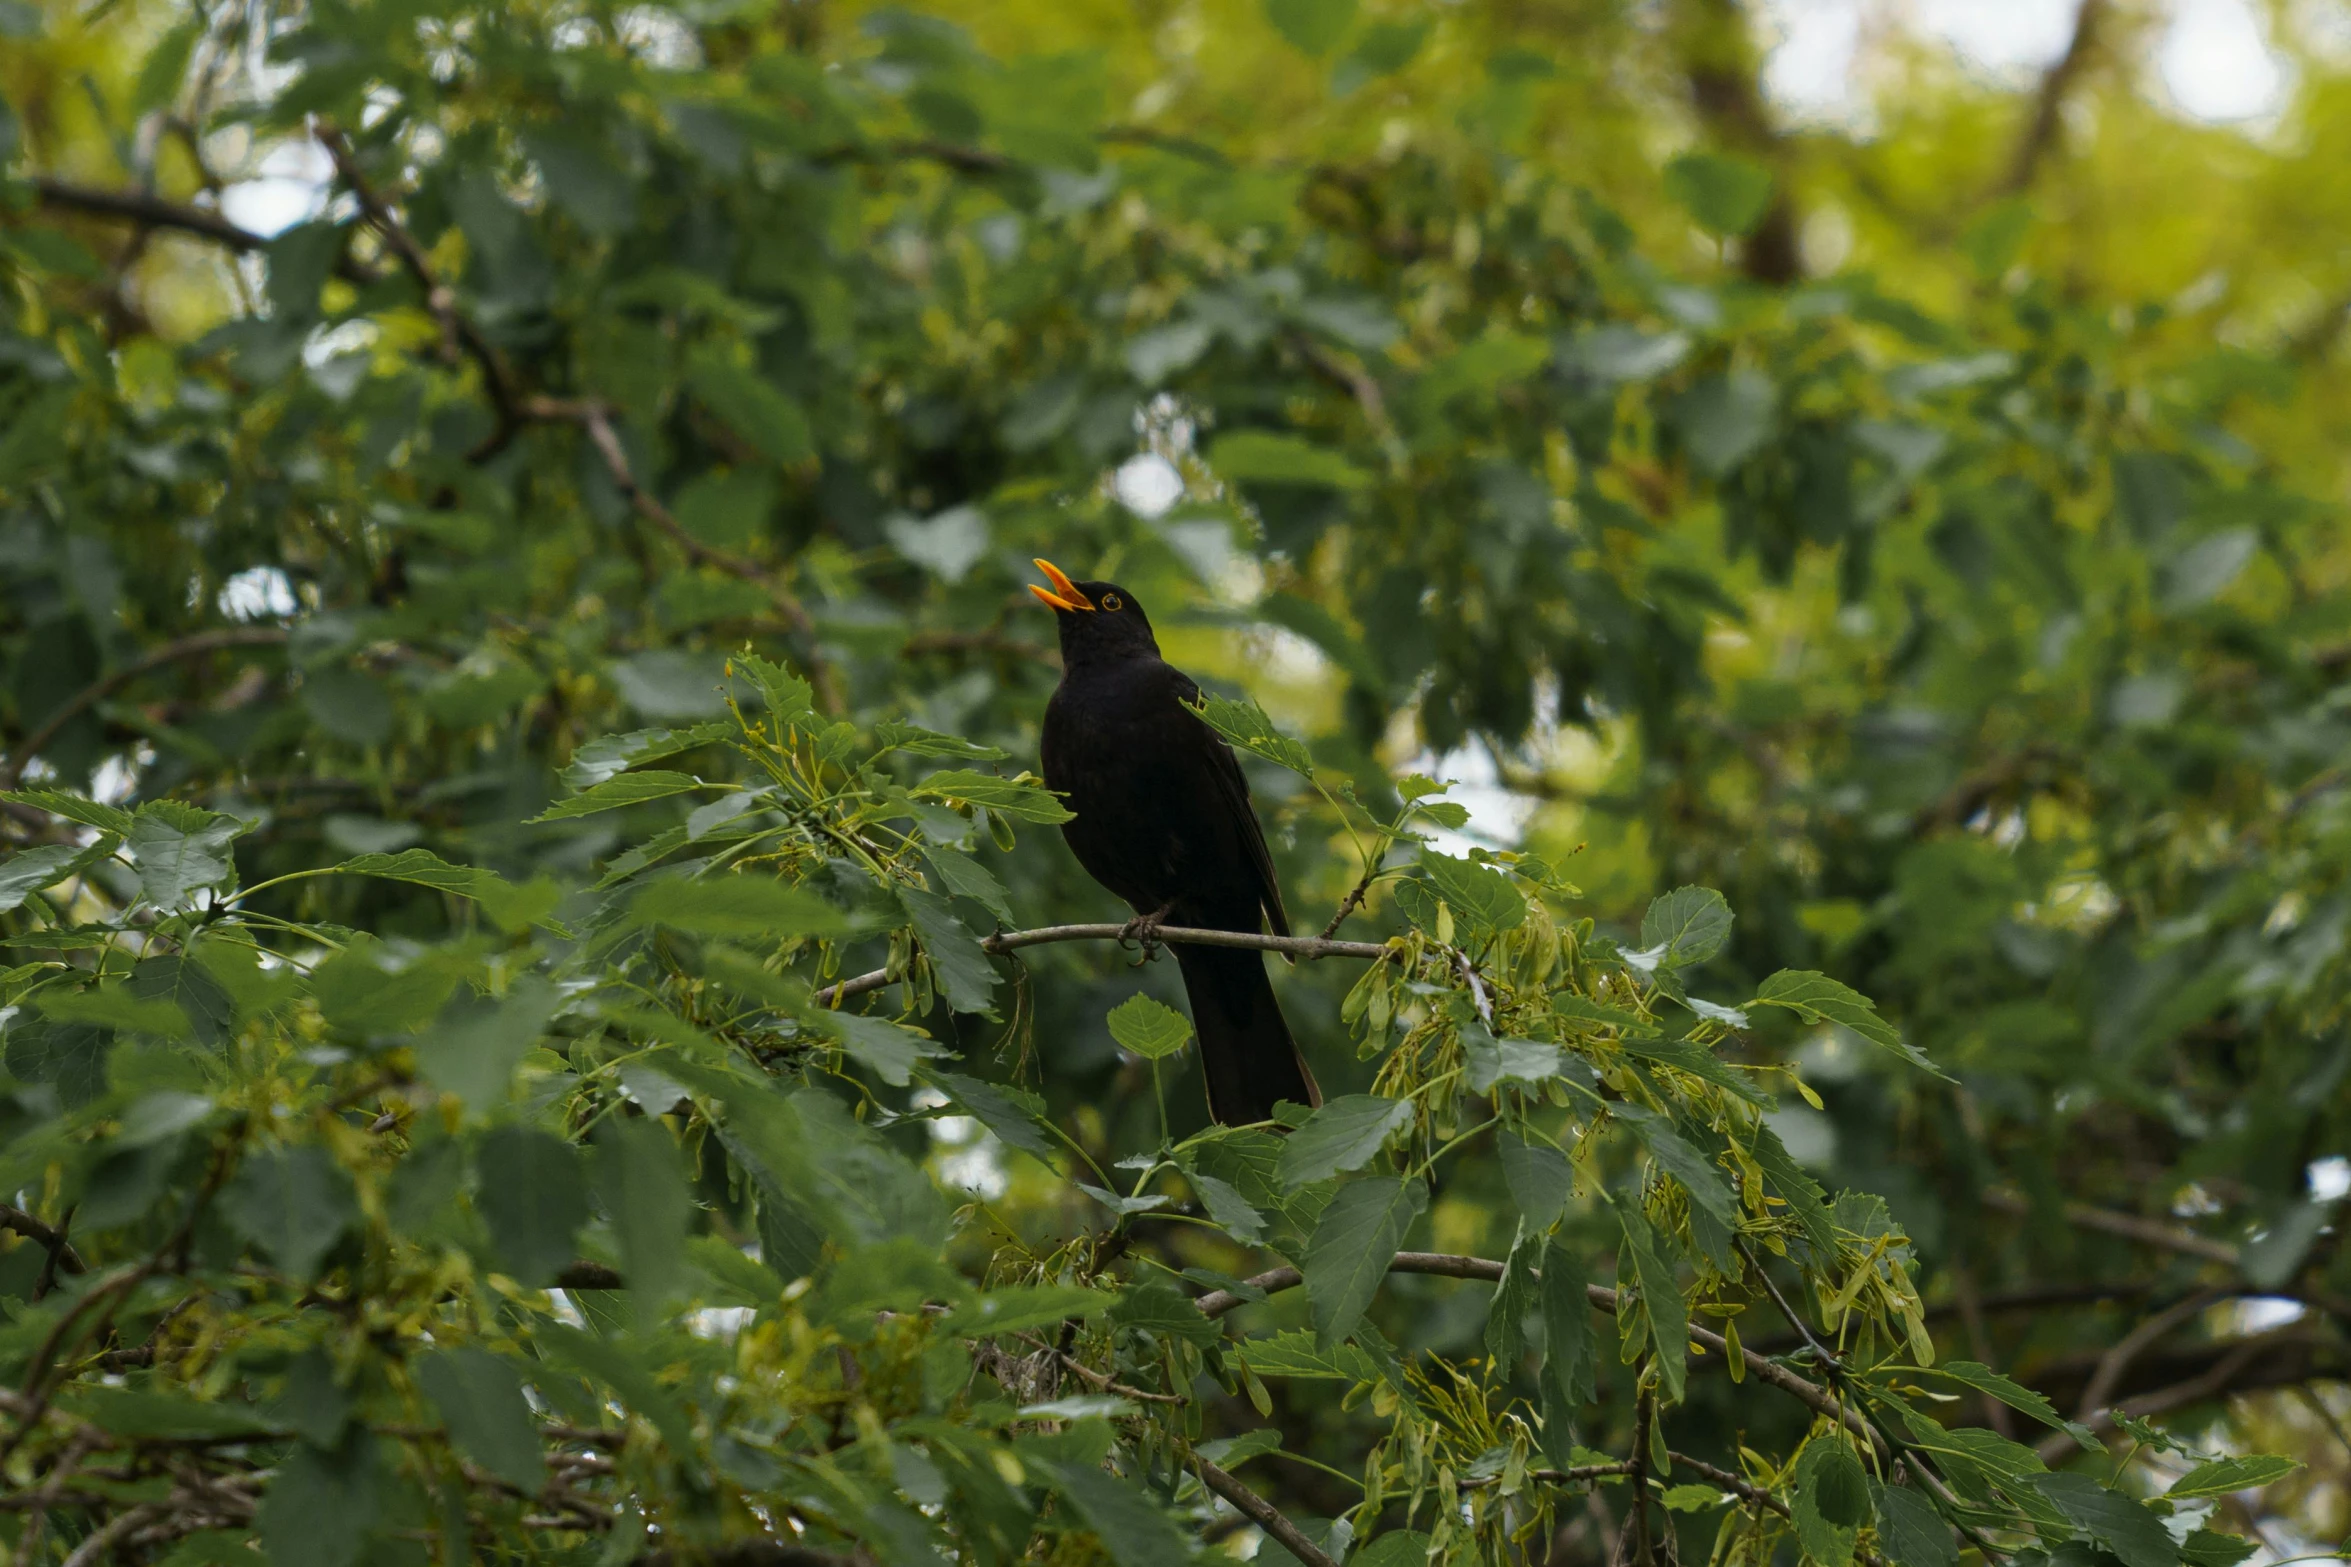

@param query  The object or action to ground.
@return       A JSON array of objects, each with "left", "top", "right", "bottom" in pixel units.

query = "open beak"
[{"left": 1028, "top": 558, "right": 1096, "bottom": 613}]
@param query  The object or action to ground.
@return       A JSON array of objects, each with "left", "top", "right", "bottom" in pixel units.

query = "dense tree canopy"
[{"left": 1, "top": 0, "right": 2348, "bottom": 1563}]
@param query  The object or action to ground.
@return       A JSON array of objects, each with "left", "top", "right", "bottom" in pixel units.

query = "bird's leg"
[{"left": 1118, "top": 903, "right": 1176, "bottom": 964}]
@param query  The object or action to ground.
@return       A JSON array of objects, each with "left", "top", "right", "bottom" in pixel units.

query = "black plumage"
[{"left": 1030, "top": 560, "right": 1322, "bottom": 1125}]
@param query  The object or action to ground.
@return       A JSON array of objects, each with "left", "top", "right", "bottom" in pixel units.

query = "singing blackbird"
[{"left": 1030, "top": 559, "right": 1322, "bottom": 1125}]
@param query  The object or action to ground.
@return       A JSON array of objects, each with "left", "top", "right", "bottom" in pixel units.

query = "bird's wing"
[{"left": 1170, "top": 667, "right": 1290, "bottom": 938}]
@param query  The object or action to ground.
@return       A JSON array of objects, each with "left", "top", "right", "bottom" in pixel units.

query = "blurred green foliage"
[{"left": 0, "top": 0, "right": 2345, "bottom": 1563}]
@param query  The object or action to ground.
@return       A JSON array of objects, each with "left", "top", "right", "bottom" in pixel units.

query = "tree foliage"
[{"left": 0, "top": 0, "right": 2343, "bottom": 1563}]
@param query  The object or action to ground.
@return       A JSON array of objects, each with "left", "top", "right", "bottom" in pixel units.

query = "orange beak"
[{"left": 1028, "top": 558, "right": 1096, "bottom": 613}]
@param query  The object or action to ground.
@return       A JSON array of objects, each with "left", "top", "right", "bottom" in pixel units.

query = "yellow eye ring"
[{"left": 1101, "top": 592, "right": 1124, "bottom": 610}]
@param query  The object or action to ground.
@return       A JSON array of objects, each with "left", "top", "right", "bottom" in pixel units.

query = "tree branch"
[
  {"left": 1191, "top": 1455, "right": 1341, "bottom": 1567},
  {"left": 29, "top": 178, "right": 263, "bottom": 252},
  {"left": 1997, "top": 0, "right": 2108, "bottom": 197},
  {"left": 0, "top": 628, "right": 290, "bottom": 790},
  {"left": 1979, "top": 1189, "right": 2241, "bottom": 1266},
  {"left": 0, "top": 1207, "right": 84, "bottom": 1281},
  {"left": 814, "top": 924, "right": 1394, "bottom": 1007}
]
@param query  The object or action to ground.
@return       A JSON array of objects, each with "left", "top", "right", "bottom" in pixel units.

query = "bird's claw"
[{"left": 1118, "top": 907, "right": 1173, "bottom": 964}]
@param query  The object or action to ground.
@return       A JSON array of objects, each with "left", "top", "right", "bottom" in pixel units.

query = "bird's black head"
[{"left": 1030, "top": 558, "right": 1161, "bottom": 666}]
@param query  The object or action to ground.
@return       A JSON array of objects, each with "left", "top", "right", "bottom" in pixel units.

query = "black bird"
[{"left": 1031, "top": 559, "right": 1322, "bottom": 1125}]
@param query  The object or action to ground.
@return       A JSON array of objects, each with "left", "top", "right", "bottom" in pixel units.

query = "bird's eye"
[{"left": 1101, "top": 592, "right": 1124, "bottom": 610}]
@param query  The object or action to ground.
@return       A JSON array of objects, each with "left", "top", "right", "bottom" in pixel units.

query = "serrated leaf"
[
  {"left": 561, "top": 722, "right": 733, "bottom": 788},
  {"left": 874, "top": 720, "right": 1007, "bottom": 760},
  {"left": 1277, "top": 1094, "right": 1414, "bottom": 1186},
  {"left": 1639, "top": 886, "right": 1733, "bottom": 969},
  {"left": 1186, "top": 1167, "right": 1269, "bottom": 1244},
  {"left": 1464, "top": 1028, "right": 1562, "bottom": 1091},
  {"left": 128, "top": 806, "right": 246, "bottom": 910},
  {"left": 257, "top": 1428, "right": 380, "bottom": 1567},
  {"left": 1241, "top": 1328, "right": 1384, "bottom": 1382},
  {"left": 1108, "top": 1279, "right": 1222, "bottom": 1346},
  {"left": 922, "top": 1070, "right": 1059, "bottom": 1162},
  {"left": 940, "top": 1285, "right": 1113, "bottom": 1337},
  {"left": 1189, "top": 693, "right": 1316, "bottom": 777},
  {"left": 1874, "top": 1483, "right": 1959, "bottom": 1567},
  {"left": 1305, "top": 1174, "right": 1426, "bottom": 1347},
  {"left": 1754, "top": 970, "right": 1947, "bottom": 1079},
  {"left": 221, "top": 1145, "right": 359, "bottom": 1281},
  {"left": 332, "top": 847, "right": 506, "bottom": 900},
  {"left": 899, "top": 883, "right": 999, "bottom": 1014},
  {"left": 1107, "top": 993, "right": 1192, "bottom": 1061},
  {"left": 813, "top": 1011, "right": 949, "bottom": 1087},
  {"left": 1035, "top": 1459, "right": 1197, "bottom": 1567},
  {"left": 0, "top": 836, "right": 118, "bottom": 914},
  {"left": 1926, "top": 1361, "right": 2097, "bottom": 1449},
  {"left": 474, "top": 1127, "right": 588, "bottom": 1286},
  {"left": 530, "top": 770, "right": 702, "bottom": 821},
  {"left": 914, "top": 768, "right": 1073, "bottom": 824},
  {"left": 0, "top": 788, "right": 135, "bottom": 836},
  {"left": 1209, "top": 428, "right": 1370, "bottom": 490},
  {"left": 418, "top": 1348, "right": 543, "bottom": 1493},
  {"left": 1618, "top": 1034, "right": 1772, "bottom": 1106},
  {"left": 630, "top": 874, "right": 848, "bottom": 938},
  {"left": 1538, "top": 1236, "right": 1595, "bottom": 1410},
  {"left": 2032, "top": 1473, "right": 2180, "bottom": 1567},
  {"left": 1499, "top": 1132, "right": 1574, "bottom": 1230},
  {"left": 925, "top": 845, "right": 1015, "bottom": 924},
  {"left": 2167, "top": 1455, "right": 2299, "bottom": 1499},
  {"left": 1612, "top": 1193, "right": 1687, "bottom": 1403}
]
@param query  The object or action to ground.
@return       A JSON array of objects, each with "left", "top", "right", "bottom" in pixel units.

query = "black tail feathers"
[{"left": 1173, "top": 944, "right": 1321, "bottom": 1125}]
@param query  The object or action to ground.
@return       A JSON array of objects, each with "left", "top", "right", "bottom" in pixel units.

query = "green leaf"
[
  {"left": 2179, "top": 1532, "right": 2259, "bottom": 1567},
  {"left": 0, "top": 836, "right": 118, "bottom": 914},
  {"left": 811, "top": 1011, "right": 949, "bottom": 1087},
  {"left": 1499, "top": 1133, "right": 1574, "bottom": 1230},
  {"left": 1792, "top": 1435, "right": 1870, "bottom": 1567},
  {"left": 898, "top": 883, "right": 1000, "bottom": 1014},
  {"left": 2167, "top": 1455, "right": 2299, "bottom": 1499},
  {"left": 1190, "top": 693, "right": 1316, "bottom": 776},
  {"left": 414, "top": 976, "right": 560, "bottom": 1114},
  {"left": 258, "top": 1429, "right": 380, "bottom": 1567},
  {"left": 126, "top": 955, "right": 234, "bottom": 1048},
  {"left": 1662, "top": 1484, "right": 1728, "bottom": 1512},
  {"left": 1107, "top": 993, "right": 1192, "bottom": 1061},
  {"left": 1874, "top": 1484, "right": 1959, "bottom": 1567},
  {"left": 922, "top": 1070, "right": 1060, "bottom": 1163},
  {"left": 1263, "top": 0, "right": 1357, "bottom": 55},
  {"left": 418, "top": 1348, "right": 544, "bottom": 1493},
  {"left": 63, "top": 1387, "right": 274, "bottom": 1440},
  {"left": 1538, "top": 1236, "right": 1595, "bottom": 1410},
  {"left": 535, "top": 1324, "right": 697, "bottom": 1458},
  {"left": 1484, "top": 1226, "right": 1541, "bottom": 1366},
  {"left": 474, "top": 1127, "right": 589, "bottom": 1286},
  {"left": 1208, "top": 428, "right": 1370, "bottom": 491},
  {"left": 1620, "top": 1108, "right": 1739, "bottom": 1230},
  {"left": 594, "top": 1115, "right": 694, "bottom": 1321},
  {"left": 1107, "top": 1279, "right": 1223, "bottom": 1346},
  {"left": 2032, "top": 1473, "right": 2180, "bottom": 1567},
  {"left": 874, "top": 720, "right": 1006, "bottom": 761},
  {"left": 630, "top": 874, "right": 849, "bottom": 938},
  {"left": 1355, "top": 1532, "right": 1434, "bottom": 1567},
  {"left": 530, "top": 770, "right": 702, "bottom": 821},
  {"left": 1673, "top": 370, "right": 1777, "bottom": 477},
  {"left": 1035, "top": 1458, "right": 1198, "bottom": 1567},
  {"left": 221, "top": 1145, "right": 359, "bottom": 1282},
  {"left": 311, "top": 944, "right": 462, "bottom": 1036},
  {"left": 1618, "top": 1035, "right": 1772, "bottom": 1106},
  {"left": 1304, "top": 1174, "right": 1426, "bottom": 1347},
  {"left": 1464, "top": 1029, "right": 1562, "bottom": 1092},
  {"left": 1241, "top": 1328, "right": 1386, "bottom": 1382},
  {"left": 1925, "top": 1361, "right": 2097, "bottom": 1450},
  {"left": 38, "top": 982, "right": 191, "bottom": 1039},
  {"left": 686, "top": 349, "right": 814, "bottom": 467},
  {"left": 1418, "top": 852, "right": 1527, "bottom": 936},
  {"left": 914, "top": 768, "right": 1074, "bottom": 824},
  {"left": 1636, "top": 885, "right": 1734, "bottom": 969},
  {"left": 1664, "top": 150, "right": 1775, "bottom": 237},
  {"left": 127, "top": 803, "right": 247, "bottom": 910},
  {"left": 1612, "top": 1193, "right": 1687, "bottom": 1403},
  {"left": 561, "top": 722, "right": 733, "bottom": 788},
  {"left": 1754, "top": 970, "right": 1947, "bottom": 1078},
  {"left": 1197, "top": 1429, "right": 1283, "bottom": 1469},
  {"left": 332, "top": 847, "right": 505, "bottom": 900},
  {"left": 925, "top": 845, "right": 1015, "bottom": 924},
  {"left": 0, "top": 788, "right": 134, "bottom": 836},
  {"left": 940, "top": 1284, "right": 1112, "bottom": 1337},
  {"left": 1277, "top": 1094, "right": 1414, "bottom": 1186},
  {"left": 1185, "top": 1167, "right": 1269, "bottom": 1244}
]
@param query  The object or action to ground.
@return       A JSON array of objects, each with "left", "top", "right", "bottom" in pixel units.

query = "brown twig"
[
  {"left": 1191, "top": 1454, "right": 1341, "bottom": 1567},
  {"left": 0, "top": 1206, "right": 85, "bottom": 1285},
  {"left": 1980, "top": 1189, "right": 2240, "bottom": 1266},
  {"left": 315, "top": 123, "right": 521, "bottom": 436},
  {"left": 815, "top": 923, "right": 1395, "bottom": 1007},
  {"left": 2071, "top": 1287, "right": 2226, "bottom": 1424},
  {"left": 1280, "top": 326, "right": 1402, "bottom": 466},
  {"left": 1997, "top": 0, "right": 2108, "bottom": 197},
  {"left": 0, "top": 628, "right": 290, "bottom": 790}
]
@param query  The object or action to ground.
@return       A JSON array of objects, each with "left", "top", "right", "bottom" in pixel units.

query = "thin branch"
[
  {"left": 1667, "top": 1452, "right": 1788, "bottom": 1519},
  {"left": 0, "top": 628, "right": 289, "bottom": 790},
  {"left": 1191, "top": 1454, "right": 1341, "bottom": 1567},
  {"left": 2036, "top": 1324, "right": 2307, "bottom": 1464},
  {"left": 315, "top": 123, "right": 522, "bottom": 438},
  {"left": 1190, "top": 1251, "right": 1874, "bottom": 1450},
  {"left": 2072, "top": 1287, "right": 2225, "bottom": 1423},
  {"left": 29, "top": 178, "right": 263, "bottom": 251},
  {"left": 1997, "top": 0, "right": 2107, "bottom": 197},
  {"left": 1979, "top": 1190, "right": 2241, "bottom": 1266},
  {"left": 1280, "top": 326, "right": 1403, "bottom": 467},
  {"left": 815, "top": 924, "right": 1394, "bottom": 1007},
  {"left": 0, "top": 1207, "right": 84, "bottom": 1282}
]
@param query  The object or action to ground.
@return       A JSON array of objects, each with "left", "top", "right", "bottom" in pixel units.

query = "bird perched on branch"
[{"left": 1030, "top": 559, "right": 1321, "bottom": 1125}]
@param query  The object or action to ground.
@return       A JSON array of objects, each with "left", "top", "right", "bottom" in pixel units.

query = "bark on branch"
[
  {"left": 1191, "top": 1456, "right": 1342, "bottom": 1567},
  {"left": 0, "top": 628, "right": 291, "bottom": 791},
  {"left": 814, "top": 924, "right": 1396, "bottom": 1007},
  {"left": 1998, "top": 0, "right": 2108, "bottom": 197}
]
